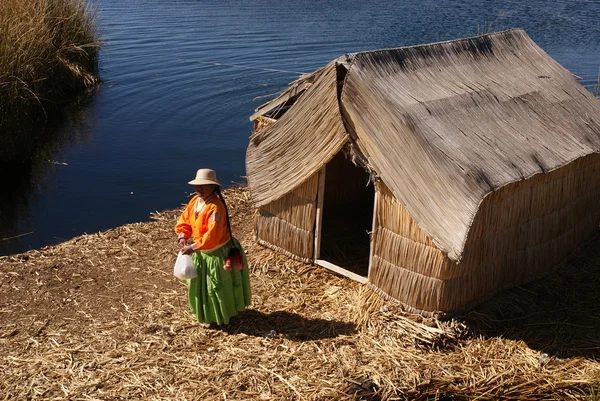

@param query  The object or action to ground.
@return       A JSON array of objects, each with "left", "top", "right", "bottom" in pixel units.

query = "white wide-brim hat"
[{"left": 188, "top": 168, "right": 221, "bottom": 186}]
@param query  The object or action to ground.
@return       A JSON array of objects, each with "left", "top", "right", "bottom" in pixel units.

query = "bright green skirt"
[{"left": 187, "top": 238, "right": 251, "bottom": 325}]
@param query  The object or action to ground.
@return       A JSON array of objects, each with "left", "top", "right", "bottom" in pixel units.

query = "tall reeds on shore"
[{"left": 0, "top": 0, "right": 100, "bottom": 162}]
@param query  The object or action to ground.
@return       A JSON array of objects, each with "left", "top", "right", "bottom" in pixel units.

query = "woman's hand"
[
  {"left": 178, "top": 238, "right": 187, "bottom": 248},
  {"left": 181, "top": 245, "right": 194, "bottom": 255}
]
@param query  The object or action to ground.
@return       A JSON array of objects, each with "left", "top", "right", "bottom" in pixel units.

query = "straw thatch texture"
[
  {"left": 255, "top": 173, "right": 319, "bottom": 262},
  {"left": 253, "top": 115, "right": 276, "bottom": 133},
  {"left": 340, "top": 28, "right": 600, "bottom": 261},
  {"left": 246, "top": 61, "right": 348, "bottom": 208}
]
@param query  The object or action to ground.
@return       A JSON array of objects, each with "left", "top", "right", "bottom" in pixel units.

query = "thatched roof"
[
  {"left": 246, "top": 62, "right": 348, "bottom": 207},
  {"left": 247, "top": 29, "right": 600, "bottom": 261}
]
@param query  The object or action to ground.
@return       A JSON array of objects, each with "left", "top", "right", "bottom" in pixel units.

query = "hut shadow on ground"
[
  {"left": 457, "top": 235, "right": 600, "bottom": 360},
  {"left": 219, "top": 310, "right": 356, "bottom": 341}
]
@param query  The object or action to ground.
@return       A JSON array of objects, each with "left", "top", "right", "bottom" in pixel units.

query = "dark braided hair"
[
  {"left": 215, "top": 186, "right": 241, "bottom": 258},
  {"left": 215, "top": 186, "right": 232, "bottom": 238}
]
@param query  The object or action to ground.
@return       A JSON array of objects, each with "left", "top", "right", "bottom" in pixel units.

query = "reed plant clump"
[{"left": 0, "top": 0, "right": 100, "bottom": 161}]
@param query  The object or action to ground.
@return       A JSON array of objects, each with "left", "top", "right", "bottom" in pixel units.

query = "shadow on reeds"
[
  {"left": 457, "top": 234, "right": 600, "bottom": 360},
  {"left": 219, "top": 309, "right": 356, "bottom": 341}
]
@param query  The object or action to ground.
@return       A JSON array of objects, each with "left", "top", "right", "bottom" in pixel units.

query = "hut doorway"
[{"left": 315, "top": 152, "right": 374, "bottom": 282}]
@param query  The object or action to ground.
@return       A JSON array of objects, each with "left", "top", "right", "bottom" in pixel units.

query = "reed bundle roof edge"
[
  {"left": 246, "top": 61, "right": 348, "bottom": 209},
  {"left": 247, "top": 28, "right": 600, "bottom": 262}
]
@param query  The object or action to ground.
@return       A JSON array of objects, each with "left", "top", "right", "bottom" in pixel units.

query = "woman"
[{"left": 175, "top": 168, "right": 251, "bottom": 325}]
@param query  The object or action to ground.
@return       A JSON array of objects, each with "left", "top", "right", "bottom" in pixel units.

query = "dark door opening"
[{"left": 319, "top": 152, "right": 374, "bottom": 278}]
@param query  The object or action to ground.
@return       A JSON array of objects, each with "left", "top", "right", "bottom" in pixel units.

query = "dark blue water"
[{"left": 2, "top": 0, "right": 599, "bottom": 255}]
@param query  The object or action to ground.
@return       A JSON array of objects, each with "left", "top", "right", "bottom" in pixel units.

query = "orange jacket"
[{"left": 175, "top": 194, "right": 230, "bottom": 252}]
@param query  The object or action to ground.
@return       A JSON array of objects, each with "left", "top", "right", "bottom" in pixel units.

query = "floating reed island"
[
  {"left": 0, "top": 0, "right": 100, "bottom": 162},
  {"left": 1, "top": 187, "right": 600, "bottom": 400}
]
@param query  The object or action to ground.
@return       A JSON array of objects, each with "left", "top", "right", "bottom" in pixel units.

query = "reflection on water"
[
  {"left": 0, "top": 95, "right": 95, "bottom": 255},
  {"left": 0, "top": 164, "right": 33, "bottom": 244}
]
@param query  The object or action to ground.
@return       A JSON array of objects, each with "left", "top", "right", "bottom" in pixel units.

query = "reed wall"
[
  {"left": 369, "top": 183, "right": 453, "bottom": 312},
  {"left": 369, "top": 154, "right": 600, "bottom": 314},
  {"left": 255, "top": 173, "right": 319, "bottom": 262},
  {"left": 450, "top": 153, "right": 600, "bottom": 311}
]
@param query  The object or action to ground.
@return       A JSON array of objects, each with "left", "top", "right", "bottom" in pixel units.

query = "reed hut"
[{"left": 246, "top": 29, "right": 600, "bottom": 316}]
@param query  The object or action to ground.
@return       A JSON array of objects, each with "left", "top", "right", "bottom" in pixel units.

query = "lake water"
[{"left": 1, "top": 0, "right": 599, "bottom": 255}]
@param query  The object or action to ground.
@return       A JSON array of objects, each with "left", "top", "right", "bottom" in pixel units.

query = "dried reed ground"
[{"left": 1, "top": 187, "right": 599, "bottom": 400}]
